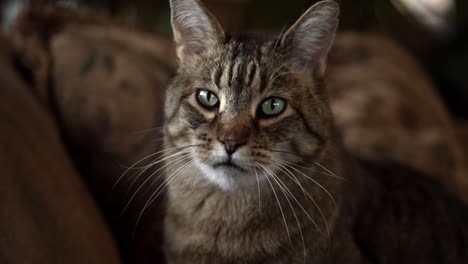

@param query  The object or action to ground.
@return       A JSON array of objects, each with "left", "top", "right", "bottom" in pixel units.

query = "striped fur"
[{"left": 162, "top": 1, "right": 342, "bottom": 263}]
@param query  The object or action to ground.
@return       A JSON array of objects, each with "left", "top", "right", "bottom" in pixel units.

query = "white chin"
[{"left": 198, "top": 163, "right": 257, "bottom": 190}]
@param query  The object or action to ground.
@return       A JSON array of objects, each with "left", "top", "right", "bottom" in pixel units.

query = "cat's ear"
[
  {"left": 281, "top": 0, "right": 339, "bottom": 77},
  {"left": 170, "top": 0, "right": 225, "bottom": 62}
]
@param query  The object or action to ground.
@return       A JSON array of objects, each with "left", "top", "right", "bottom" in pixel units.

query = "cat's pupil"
[{"left": 271, "top": 99, "right": 277, "bottom": 110}]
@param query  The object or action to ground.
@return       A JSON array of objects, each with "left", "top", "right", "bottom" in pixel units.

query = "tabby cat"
[{"left": 161, "top": 0, "right": 468, "bottom": 263}]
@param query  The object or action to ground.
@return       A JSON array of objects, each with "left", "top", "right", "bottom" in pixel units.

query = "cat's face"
[{"left": 165, "top": 0, "right": 339, "bottom": 190}]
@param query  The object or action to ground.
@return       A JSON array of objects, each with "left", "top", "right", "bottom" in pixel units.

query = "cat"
[
  {"left": 161, "top": 0, "right": 468, "bottom": 263},
  {"left": 7, "top": 2, "right": 467, "bottom": 263}
]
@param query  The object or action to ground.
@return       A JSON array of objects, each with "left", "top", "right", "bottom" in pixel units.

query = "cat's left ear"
[
  {"left": 281, "top": 0, "right": 339, "bottom": 77},
  {"left": 170, "top": 0, "right": 225, "bottom": 63}
]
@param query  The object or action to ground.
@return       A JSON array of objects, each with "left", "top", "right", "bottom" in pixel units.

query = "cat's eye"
[
  {"left": 259, "top": 97, "right": 286, "bottom": 117},
  {"left": 196, "top": 89, "right": 219, "bottom": 109}
]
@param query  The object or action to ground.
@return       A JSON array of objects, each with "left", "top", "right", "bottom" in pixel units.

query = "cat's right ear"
[{"left": 170, "top": 0, "right": 225, "bottom": 63}]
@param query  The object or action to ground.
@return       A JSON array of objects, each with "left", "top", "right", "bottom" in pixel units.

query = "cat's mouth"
[{"left": 212, "top": 160, "right": 247, "bottom": 173}]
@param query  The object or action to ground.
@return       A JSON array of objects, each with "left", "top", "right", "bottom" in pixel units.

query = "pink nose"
[
  {"left": 217, "top": 126, "right": 249, "bottom": 155},
  {"left": 218, "top": 138, "right": 246, "bottom": 155}
]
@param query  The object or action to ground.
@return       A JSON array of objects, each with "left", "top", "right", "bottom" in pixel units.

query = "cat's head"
[{"left": 165, "top": 0, "right": 339, "bottom": 190}]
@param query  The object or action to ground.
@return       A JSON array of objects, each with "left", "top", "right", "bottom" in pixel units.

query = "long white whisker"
[
  {"left": 273, "top": 157, "right": 344, "bottom": 180},
  {"left": 281, "top": 162, "right": 332, "bottom": 243},
  {"left": 127, "top": 149, "right": 192, "bottom": 192},
  {"left": 121, "top": 153, "right": 192, "bottom": 216},
  {"left": 314, "top": 161, "right": 343, "bottom": 180},
  {"left": 273, "top": 161, "right": 329, "bottom": 242},
  {"left": 247, "top": 162, "right": 262, "bottom": 215},
  {"left": 133, "top": 160, "right": 195, "bottom": 234},
  {"left": 253, "top": 164, "right": 262, "bottom": 215},
  {"left": 145, "top": 160, "right": 195, "bottom": 211},
  {"left": 263, "top": 165, "right": 306, "bottom": 261},
  {"left": 114, "top": 144, "right": 198, "bottom": 188},
  {"left": 129, "top": 125, "right": 165, "bottom": 135},
  {"left": 143, "top": 159, "right": 195, "bottom": 212},
  {"left": 122, "top": 146, "right": 182, "bottom": 171},
  {"left": 276, "top": 160, "right": 337, "bottom": 208},
  {"left": 256, "top": 162, "right": 292, "bottom": 247}
]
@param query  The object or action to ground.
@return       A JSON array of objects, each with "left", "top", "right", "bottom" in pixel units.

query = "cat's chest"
[
  {"left": 164, "top": 191, "right": 331, "bottom": 263},
  {"left": 164, "top": 215, "right": 325, "bottom": 264},
  {"left": 164, "top": 204, "right": 282, "bottom": 261}
]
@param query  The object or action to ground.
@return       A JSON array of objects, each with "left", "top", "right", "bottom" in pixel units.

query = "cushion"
[
  {"left": 0, "top": 33, "right": 120, "bottom": 264},
  {"left": 328, "top": 32, "right": 468, "bottom": 203},
  {"left": 11, "top": 5, "right": 175, "bottom": 263}
]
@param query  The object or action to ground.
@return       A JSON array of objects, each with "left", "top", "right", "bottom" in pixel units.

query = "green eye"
[
  {"left": 260, "top": 97, "right": 286, "bottom": 117},
  {"left": 197, "top": 89, "right": 219, "bottom": 109}
]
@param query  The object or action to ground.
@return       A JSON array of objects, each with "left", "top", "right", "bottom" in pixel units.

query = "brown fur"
[
  {"left": 163, "top": 1, "right": 345, "bottom": 262},
  {"left": 0, "top": 34, "right": 120, "bottom": 264}
]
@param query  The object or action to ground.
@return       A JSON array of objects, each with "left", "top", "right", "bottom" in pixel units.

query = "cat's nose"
[
  {"left": 217, "top": 126, "right": 249, "bottom": 155},
  {"left": 219, "top": 138, "right": 246, "bottom": 155}
]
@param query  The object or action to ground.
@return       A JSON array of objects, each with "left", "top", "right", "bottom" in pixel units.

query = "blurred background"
[{"left": 2, "top": 0, "right": 467, "bottom": 117}]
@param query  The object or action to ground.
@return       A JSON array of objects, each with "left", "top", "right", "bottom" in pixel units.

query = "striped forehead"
[{"left": 211, "top": 39, "right": 271, "bottom": 94}]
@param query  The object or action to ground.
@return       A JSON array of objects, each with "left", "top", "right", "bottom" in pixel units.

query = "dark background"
[{"left": 2, "top": 0, "right": 467, "bottom": 117}]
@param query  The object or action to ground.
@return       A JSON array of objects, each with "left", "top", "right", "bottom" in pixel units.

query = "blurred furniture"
[{"left": 0, "top": 33, "right": 121, "bottom": 264}]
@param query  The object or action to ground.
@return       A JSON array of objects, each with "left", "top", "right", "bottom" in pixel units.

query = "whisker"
[
  {"left": 314, "top": 161, "right": 343, "bottom": 181},
  {"left": 274, "top": 160, "right": 337, "bottom": 207},
  {"left": 126, "top": 149, "right": 192, "bottom": 192},
  {"left": 262, "top": 165, "right": 306, "bottom": 261},
  {"left": 273, "top": 157, "right": 344, "bottom": 180},
  {"left": 247, "top": 162, "right": 262, "bottom": 215},
  {"left": 140, "top": 154, "right": 193, "bottom": 197},
  {"left": 115, "top": 152, "right": 172, "bottom": 189},
  {"left": 133, "top": 160, "right": 195, "bottom": 234},
  {"left": 144, "top": 159, "right": 195, "bottom": 210},
  {"left": 253, "top": 163, "right": 262, "bottom": 215},
  {"left": 128, "top": 125, "right": 165, "bottom": 135},
  {"left": 145, "top": 160, "right": 194, "bottom": 211},
  {"left": 114, "top": 144, "right": 199, "bottom": 188},
  {"left": 268, "top": 163, "right": 322, "bottom": 232},
  {"left": 256, "top": 162, "right": 292, "bottom": 247},
  {"left": 273, "top": 161, "right": 330, "bottom": 243},
  {"left": 121, "top": 153, "right": 192, "bottom": 216},
  {"left": 270, "top": 149, "right": 300, "bottom": 157}
]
